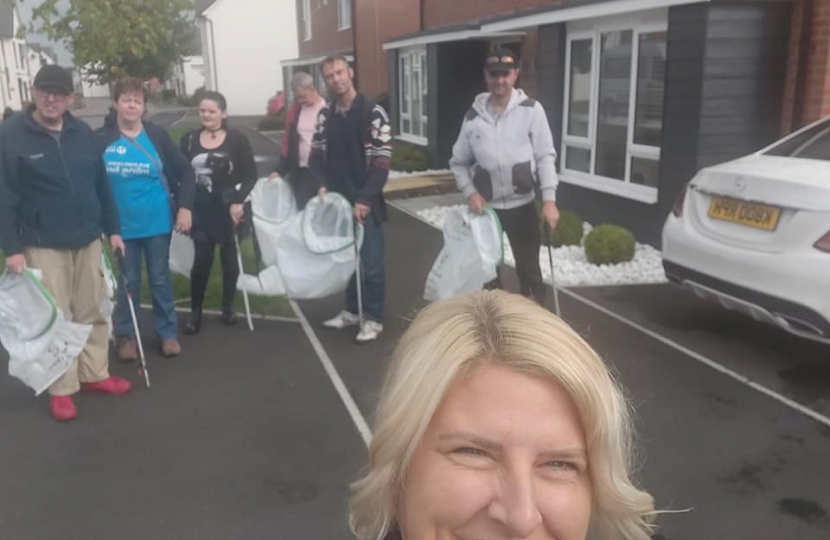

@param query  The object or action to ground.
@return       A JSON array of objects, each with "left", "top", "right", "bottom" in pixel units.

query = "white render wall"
[
  {"left": 200, "top": 0, "right": 298, "bottom": 116},
  {"left": 182, "top": 56, "right": 206, "bottom": 95},
  {"left": 0, "top": 9, "right": 32, "bottom": 111}
]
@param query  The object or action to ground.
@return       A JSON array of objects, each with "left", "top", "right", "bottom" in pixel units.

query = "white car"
[{"left": 662, "top": 117, "right": 830, "bottom": 343}]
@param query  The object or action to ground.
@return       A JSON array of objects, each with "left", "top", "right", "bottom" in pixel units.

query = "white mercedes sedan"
[{"left": 662, "top": 117, "right": 830, "bottom": 344}]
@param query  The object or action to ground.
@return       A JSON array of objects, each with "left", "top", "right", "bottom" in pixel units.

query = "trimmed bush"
[
  {"left": 584, "top": 224, "right": 636, "bottom": 265},
  {"left": 390, "top": 140, "right": 429, "bottom": 172},
  {"left": 535, "top": 202, "right": 583, "bottom": 247},
  {"left": 177, "top": 86, "right": 206, "bottom": 107}
]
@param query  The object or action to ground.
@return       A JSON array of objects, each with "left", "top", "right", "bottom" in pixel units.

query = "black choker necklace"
[{"left": 206, "top": 127, "right": 223, "bottom": 139}]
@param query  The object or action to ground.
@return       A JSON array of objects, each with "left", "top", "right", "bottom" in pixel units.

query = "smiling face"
[
  {"left": 485, "top": 68, "right": 519, "bottom": 100},
  {"left": 115, "top": 90, "right": 145, "bottom": 124},
  {"left": 321, "top": 58, "right": 354, "bottom": 98},
  {"left": 199, "top": 98, "right": 227, "bottom": 131},
  {"left": 397, "top": 364, "right": 593, "bottom": 540}
]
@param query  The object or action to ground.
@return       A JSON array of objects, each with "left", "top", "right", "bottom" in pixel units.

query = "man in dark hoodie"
[{"left": 0, "top": 65, "right": 130, "bottom": 422}]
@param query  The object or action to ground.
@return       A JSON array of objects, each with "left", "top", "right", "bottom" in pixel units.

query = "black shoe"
[
  {"left": 184, "top": 308, "right": 202, "bottom": 335},
  {"left": 221, "top": 307, "right": 238, "bottom": 326}
]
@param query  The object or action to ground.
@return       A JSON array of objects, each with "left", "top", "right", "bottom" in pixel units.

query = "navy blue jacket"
[
  {"left": 94, "top": 110, "right": 196, "bottom": 213},
  {"left": 0, "top": 106, "right": 120, "bottom": 256}
]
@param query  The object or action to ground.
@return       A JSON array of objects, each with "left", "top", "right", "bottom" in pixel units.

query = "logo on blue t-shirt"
[{"left": 104, "top": 130, "right": 172, "bottom": 240}]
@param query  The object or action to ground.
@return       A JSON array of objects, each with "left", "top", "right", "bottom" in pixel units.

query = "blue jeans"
[
  {"left": 346, "top": 215, "right": 385, "bottom": 322},
  {"left": 116, "top": 234, "right": 178, "bottom": 340}
]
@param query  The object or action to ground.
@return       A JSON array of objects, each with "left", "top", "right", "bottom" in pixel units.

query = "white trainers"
[
  {"left": 322, "top": 311, "right": 361, "bottom": 329},
  {"left": 355, "top": 320, "right": 383, "bottom": 343}
]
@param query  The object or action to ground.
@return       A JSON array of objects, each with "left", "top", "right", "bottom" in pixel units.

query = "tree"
[{"left": 24, "top": 0, "right": 196, "bottom": 85}]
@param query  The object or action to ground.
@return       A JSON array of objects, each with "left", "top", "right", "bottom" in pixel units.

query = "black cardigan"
[{"left": 94, "top": 112, "right": 196, "bottom": 212}]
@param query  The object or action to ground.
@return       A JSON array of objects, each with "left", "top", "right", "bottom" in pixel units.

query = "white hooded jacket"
[{"left": 449, "top": 88, "right": 558, "bottom": 210}]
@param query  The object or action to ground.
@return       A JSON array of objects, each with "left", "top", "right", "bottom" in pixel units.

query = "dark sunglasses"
[{"left": 485, "top": 55, "right": 516, "bottom": 65}]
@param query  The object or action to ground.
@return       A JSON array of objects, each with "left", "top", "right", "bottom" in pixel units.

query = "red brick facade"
[
  {"left": 297, "top": 0, "right": 354, "bottom": 58},
  {"left": 783, "top": 0, "right": 830, "bottom": 133},
  {"left": 422, "top": 0, "right": 550, "bottom": 28},
  {"left": 354, "top": 0, "right": 421, "bottom": 98}
]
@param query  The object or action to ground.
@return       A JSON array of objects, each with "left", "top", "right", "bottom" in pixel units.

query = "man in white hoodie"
[{"left": 449, "top": 48, "right": 560, "bottom": 304}]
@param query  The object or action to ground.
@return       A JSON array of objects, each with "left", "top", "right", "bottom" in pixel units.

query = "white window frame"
[
  {"left": 338, "top": 0, "right": 351, "bottom": 30},
  {"left": 560, "top": 16, "right": 667, "bottom": 204},
  {"left": 301, "top": 0, "right": 312, "bottom": 41},
  {"left": 398, "top": 47, "right": 428, "bottom": 146}
]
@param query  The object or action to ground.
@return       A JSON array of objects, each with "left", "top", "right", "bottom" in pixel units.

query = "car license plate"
[{"left": 707, "top": 196, "right": 781, "bottom": 231}]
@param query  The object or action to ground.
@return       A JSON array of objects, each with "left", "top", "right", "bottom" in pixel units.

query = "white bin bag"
[
  {"left": 101, "top": 252, "right": 118, "bottom": 339},
  {"left": 236, "top": 177, "right": 297, "bottom": 296},
  {"left": 424, "top": 207, "right": 504, "bottom": 302},
  {"left": 0, "top": 270, "right": 92, "bottom": 395},
  {"left": 169, "top": 231, "right": 195, "bottom": 278},
  {"left": 272, "top": 193, "right": 363, "bottom": 299},
  {"left": 250, "top": 176, "right": 297, "bottom": 267}
]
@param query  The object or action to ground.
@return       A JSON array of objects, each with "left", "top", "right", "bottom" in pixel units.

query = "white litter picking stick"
[
  {"left": 115, "top": 251, "right": 150, "bottom": 388},
  {"left": 355, "top": 221, "right": 364, "bottom": 330},
  {"left": 233, "top": 229, "right": 255, "bottom": 332}
]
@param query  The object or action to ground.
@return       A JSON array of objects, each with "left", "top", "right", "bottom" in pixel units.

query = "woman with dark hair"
[
  {"left": 179, "top": 91, "right": 257, "bottom": 335},
  {"left": 95, "top": 77, "right": 196, "bottom": 360}
]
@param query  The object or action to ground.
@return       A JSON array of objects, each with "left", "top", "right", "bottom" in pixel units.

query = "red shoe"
[
  {"left": 50, "top": 396, "right": 77, "bottom": 421},
  {"left": 81, "top": 376, "right": 132, "bottom": 395}
]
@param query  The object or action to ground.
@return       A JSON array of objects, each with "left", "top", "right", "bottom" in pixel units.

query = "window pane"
[
  {"left": 765, "top": 122, "right": 830, "bottom": 161},
  {"left": 634, "top": 32, "right": 666, "bottom": 147},
  {"left": 565, "top": 146, "right": 591, "bottom": 173},
  {"left": 401, "top": 56, "right": 409, "bottom": 114},
  {"left": 412, "top": 70, "right": 422, "bottom": 136},
  {"left": 567, "top": 39, "right": 592, "bottom": 138},
  {"left": 595, "top": 30, "right": 632, "bottom": 181},
  {"left": 403, "top": 118, "right": 411, "bottom": 133},
  {"left": 630, "top": 157, "right": 659, "bottom": 187}
]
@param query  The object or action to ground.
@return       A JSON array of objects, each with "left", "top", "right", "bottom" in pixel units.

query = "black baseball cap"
[
  {"left": 484, "top": 48, "right": 519, "bottom": 72},
  {"left": 33, "top": 65, "right": 73, "bottom": 95}
]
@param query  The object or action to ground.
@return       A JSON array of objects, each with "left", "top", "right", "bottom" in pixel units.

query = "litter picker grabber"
[
  {"left": 544, "top": 226, "right": 562, "bottom": 317},
  {"left": 354, "top": 219, "right": 364, "bottom": 331},
  {"left": 114, "top": 251, "right": 151, "bottom": 388},
  {"left": 233, "top": 226, "right": 255, "bottom": 332}
]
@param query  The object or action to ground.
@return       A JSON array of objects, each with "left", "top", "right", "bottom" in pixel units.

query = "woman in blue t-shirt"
[{"left": 95, "top": 77, "right": 196, "bottom": 361}]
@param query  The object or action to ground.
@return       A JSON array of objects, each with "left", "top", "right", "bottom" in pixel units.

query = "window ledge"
[
  {"left": 560, "top": 171, "right": 658, "bottom": 204},
  {"left": 396, "top": 133, "right": 428, "bottom": 146}
]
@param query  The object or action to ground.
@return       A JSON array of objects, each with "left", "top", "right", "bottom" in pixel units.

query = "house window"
[
  {"left": 338, "top": 0, "right": 351, "bottom": 30},
  {"left": 398, "top": 48, "right": 428, "bottom": 143},
  {"left": 300, "top": 0, "right": 312, "bottom": 41},
  {"left": 562, "top": 23, "right": 666, "bottom": 202}
]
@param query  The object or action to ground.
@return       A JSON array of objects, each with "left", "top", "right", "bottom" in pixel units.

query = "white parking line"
[
  {"left": 288, "top": 299, "right": 373, "bottom": 447},
  {"left": 389, "top": 200, "right": 830, "bottom": 430}
]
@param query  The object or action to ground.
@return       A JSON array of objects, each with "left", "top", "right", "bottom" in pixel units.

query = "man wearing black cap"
[
  {"left": 0, "top": 64, "right": 130, "bottom": 422},
  {"left": 449, "top": 48, "right": 560, "bottom": 304}
]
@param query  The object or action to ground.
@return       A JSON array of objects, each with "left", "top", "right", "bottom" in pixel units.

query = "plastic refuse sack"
[
  {"left": 0, "top": 270, "right": 92, "bottom": 395},
  {"left": 250, "top": 176, "right": 297, "bottom": 267},
  {"left": 237, "top": 189, "right": 363, "bottom": 299},
  {"left": 169, "top": 231, "right": 195, "bottom": 277},
  {"left": 101, "top": 252, "right": 117, "bottom": 339},
  {"left": 424, "top": 207, "right": 504, "bottom": 302}
]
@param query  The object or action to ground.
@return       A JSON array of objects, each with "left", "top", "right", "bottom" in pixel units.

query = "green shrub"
[
  {"left": 584, "top": 224, "right": 636, "bottom": 265},
  {"left": 535, "top": 201, "right": 583, "bottom": 247},
  {"left": 257, "top": 112, "right": 285, "bottom": 131},
  {"left": 390, "top": 141, "right": 429, "bottom": 172}
]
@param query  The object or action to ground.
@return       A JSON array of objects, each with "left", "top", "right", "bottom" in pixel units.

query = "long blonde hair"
[{"left": 349, "top": 290, "right": 655, "bottom": 540}]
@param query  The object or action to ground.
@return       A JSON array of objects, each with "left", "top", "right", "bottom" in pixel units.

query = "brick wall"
[
  {"left": 423, "top": 0, "right": 550, "bottom": 28},
  {"left": 354, "top": 0, "right": 421, "bottom": 99},
  {"left": 298, "top": 0, "right": 354, "bottom": 58},
  {"left": 782, "top": 0, "right": 830, "bottom": 133}
]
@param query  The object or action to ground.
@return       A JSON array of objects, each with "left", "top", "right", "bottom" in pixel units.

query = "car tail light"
[
  {"left": 672, "top": 184, "right": 689, "bottom": 217},
  {"left": 814, "top": 231, "right": 830, "bottom": 253}
]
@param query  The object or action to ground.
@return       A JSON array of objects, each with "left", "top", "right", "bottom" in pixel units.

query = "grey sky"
[{"left": 17, "top": 0, "right": 72, "bottom": 65}]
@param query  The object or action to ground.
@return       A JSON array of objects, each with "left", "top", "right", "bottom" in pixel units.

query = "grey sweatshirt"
[{"left": 449, "top": 88, "right": 558, "bottom": 210}]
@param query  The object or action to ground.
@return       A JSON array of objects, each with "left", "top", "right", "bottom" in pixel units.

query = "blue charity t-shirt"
[{"left": 104, "top": 130, "right": 173, "bottom": 240}]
